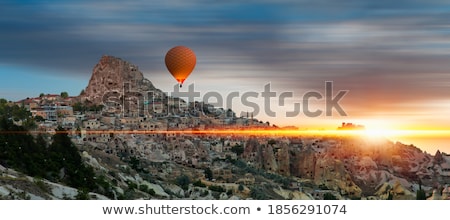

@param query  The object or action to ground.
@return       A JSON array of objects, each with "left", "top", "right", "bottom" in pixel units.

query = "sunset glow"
[{"left": 3, "top": 128, "right": 449, "bottom": 140}]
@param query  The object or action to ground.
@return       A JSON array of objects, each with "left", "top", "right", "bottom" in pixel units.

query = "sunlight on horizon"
[{"left": 1, "top": 126, "right": 448, "bottom": 153}]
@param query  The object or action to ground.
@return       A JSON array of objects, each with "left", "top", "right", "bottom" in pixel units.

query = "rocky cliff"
[
  {"left": 243, "top": 136, "right": 447, "bottom": 198},
  {"left": 80, "top": 55, "right": 159, "bottom": 116}
]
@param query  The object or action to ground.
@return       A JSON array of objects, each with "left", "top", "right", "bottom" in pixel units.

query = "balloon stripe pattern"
[{"left": 165, "top": 46, "right": 196, "bottom": 86}]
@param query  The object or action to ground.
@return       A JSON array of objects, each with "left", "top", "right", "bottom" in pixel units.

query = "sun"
[
  {"left": 354, "top": 120, "right": 402, "bottom": 139},
  {"left": 357, "top": 120, "right": 450, "bottom": 142},
  {"left": 363, "top": 128, "right": 390, "bottom": 138}
]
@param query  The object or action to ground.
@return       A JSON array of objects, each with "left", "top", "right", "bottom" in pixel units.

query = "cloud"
[{"left": 1, "top": 0, "right": 450, "bottom": 126}]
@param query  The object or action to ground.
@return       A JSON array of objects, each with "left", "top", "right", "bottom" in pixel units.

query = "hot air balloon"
[{"left": 164, "top": 46, "right": 196, "bottom": 88}]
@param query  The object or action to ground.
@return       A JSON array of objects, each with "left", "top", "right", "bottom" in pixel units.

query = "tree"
[
  {"left": 34, "top": 115, "right": 45, "bottom": 122},
  {"left": 60, "top": 91, "right": 69, "bottom": 99},
  {"left": 129, "top": 156, "right": 141, "bottom": 171},
  {"left": 72, "top": 102, "right": 85, "bottom": 112},
  {"left": 204, "top": 167, "right": 213, "bottom": 180},
  {"left": 90, "top": 104, "right": 104, "bottom": 112},
  {"left": 231, "top": 145, "right": 244, "bottom": 156},
  {"left": 387, "top": 191, "right": 393, "bottom": 200},
  {"left": 250, "top": 186, "right": 269, "bottom": 199},
  {"left": 39, "top": 93, "right": 45, "bottom": 97},
  {"left": 75, "top": 189, "right": 90, "bottom": 200},
  {"left": 416, "top": 180, "right": 427, "bottom": 200},
  {"left": 48, "top": 127, "right": 96, "bottom": 190},
  {"left": 79, "top": 89, "right": 85, "bottom": 96},
  {"left": 323, "top": 192, "right": 337, "bottom": 200},
  {"left": 208, "top": 185, "right": 225, "bottom": 192},
  {"left": 139, "top": 184, "right": 149, "bottom": 192},
  {"left": 0, "top": 106, "right": 100, "bottom": 193},
  {"left": 176, "top": 175, "right": 191, "bottom": 190},
  {"left": 416, "top": 189, "right": 426, "bottom": 200},
  {"left": 193, "top": 180, "right": 206, "bottom": 187}
]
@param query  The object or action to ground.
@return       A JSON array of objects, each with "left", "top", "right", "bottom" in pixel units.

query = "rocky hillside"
[
  {"left": 3, "top": 133, "right": 449, "bottom": 200},
  {"left": 242, "top": 136, "right": 450, "bottom": 199}
]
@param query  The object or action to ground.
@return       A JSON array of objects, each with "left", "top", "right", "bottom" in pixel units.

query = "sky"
[{"left": 1, "top": 0, "right": 450, "bottom": 153}]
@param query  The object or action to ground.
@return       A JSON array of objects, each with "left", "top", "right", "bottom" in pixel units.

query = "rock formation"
[
  {"left": 314, "top": 157, "right": 362, "bottom": 198},
  {"left": 80, "top": 55, "right": 160, "bottom": 116},
  {"left": 240, "top": 135, "right": 449, "bottom": 198},
  {"left": 274, "top": 142, "right": 290, "bottom": 176}
]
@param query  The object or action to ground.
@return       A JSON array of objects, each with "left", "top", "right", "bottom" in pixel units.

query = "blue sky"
[{"left": 1, "top": 0, "right": 450, "bottom": 152}]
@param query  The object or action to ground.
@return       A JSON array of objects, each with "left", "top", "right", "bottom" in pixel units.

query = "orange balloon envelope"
[{"left": 165, "top": 46, "right": 196, "bottom": 87}]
